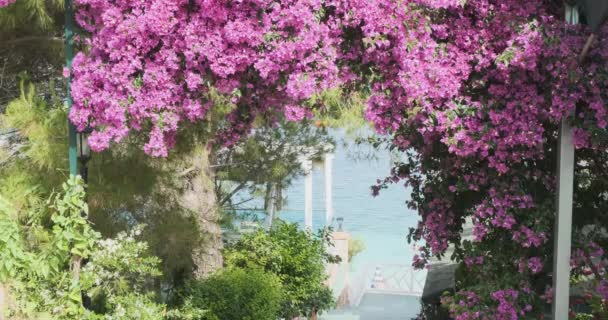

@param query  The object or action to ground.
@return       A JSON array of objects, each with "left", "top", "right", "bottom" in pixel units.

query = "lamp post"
[
  {"left": 336, "top": 217, "right": 344, "bottom": 232},
  {"left": 76, "top": 128, "right": 92, "bottom": 183},
  {"left": 64, "top": 0, "right": 78, "bottom": 177}
]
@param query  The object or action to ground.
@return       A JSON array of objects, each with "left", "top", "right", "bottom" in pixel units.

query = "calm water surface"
[
  {"left": 236, "top": 131, "right": 425, "bottom": 318},
  {"left": 279, "top": 131, "right": 421, "bottom": 273}
]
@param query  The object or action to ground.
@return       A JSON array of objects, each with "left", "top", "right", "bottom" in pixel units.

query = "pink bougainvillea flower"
[{"left": 0, "top": 0, "right": 16, "bottom": 7}]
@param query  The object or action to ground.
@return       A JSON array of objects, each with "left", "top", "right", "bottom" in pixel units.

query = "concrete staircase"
[{"left": 320, "top": 293, "right": 420, "bottom": 320}]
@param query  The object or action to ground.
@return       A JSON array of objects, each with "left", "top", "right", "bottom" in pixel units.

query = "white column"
[
  {"left": 303, "top": 159, "right": 313, "bottom": 230},
  {"left": 265, "top": 184, "right": 276, "bottom": 230},
  {"left": 324, "top": 153, "right": 334, "bottom": 227},
  {"left": 552, "top": 6, "right": 577, "bottom": 319},
  {"left": 553, "top": 117, "right": 575, "bottom": 319}
]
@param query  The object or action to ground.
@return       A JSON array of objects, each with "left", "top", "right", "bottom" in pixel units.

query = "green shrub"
[
  {"left": 102, "top": 293, "right": 165, "bottom": 320},
  {"left": 165, "top": 300, "right": 215, "bottom": 320},
  {"left": 224, "top": 222, "right": 339, "bottom": 318},
  {"left": 348, "top": 237, "right": 366, "bottom": 262},
  {"left": 181, "top": 268, "right": 282, "bottom": 320}
]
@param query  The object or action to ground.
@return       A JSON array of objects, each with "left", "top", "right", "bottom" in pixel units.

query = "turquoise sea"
[
  {"left": 279, "top": 131, "right": 424, "bottom": 319},
  {"left": 233, "top": 130, "right": 425, "bottom": 318},
  {"left": 279, "top": 131, "right": 420, "bottom": 272}
]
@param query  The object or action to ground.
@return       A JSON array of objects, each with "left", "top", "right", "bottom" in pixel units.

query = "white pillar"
[
  {"left": 324, "top": 153, "right": 334, "bottom": 227},
  {"left": 265, "top": 184, "right": 276, "bottom": 230},
  {"left": 553, "top": 118, "right": 575, "bottom": 319},
  {"left": 303, "top": 159, "right": 313, "bottom": 230},
  {"left": 552, "top": 6, "right": 577, "bottom": 319}
]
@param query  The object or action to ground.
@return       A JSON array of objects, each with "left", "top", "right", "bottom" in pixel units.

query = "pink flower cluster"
[
  {"left": 597, "top": 280, "right": 608, "bottom": 300},
  {"left": 284, "top": 105, "right": 312, "bottom": 122},
  {"left": 527, "top": 257, "right": 543, "bottom": 274},
  {"left": 449, "top": 288, "right": 533, "bottom": 320},
  {"left": 491, "top": 289, "right": 531, "bottom": 320},
  {"left": 71, "top": 0, "right": 339, "bottom": 156},
  {"left": 571, "top": 242, "right": 608, "bottom": 304},
  {"left": 472, "top": 190, "right": 535, "bottom": 240},
  {"left": 0, "top": 0, "right": 15, "bottom": 7}
]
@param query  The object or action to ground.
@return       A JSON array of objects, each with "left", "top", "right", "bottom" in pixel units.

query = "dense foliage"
[
  {"left": 0, "top": 177, "right": 164, "bottom": 319},
  {"left": 348, "top": 237, "right": 366, "bottom": 262},
  {"left": 179, "top": 268, "right": 283, "bottom": 320},
  {"left": 0, "top": 0, "right": 64, "bottom": 105},
  {"left": 0, "top": 82, "right": 334, "bottom": 316},
  {"left": 351, "top": 2, "right": 608, "bottom": 318},
  {"left": 3, "top": 0, "right": 608, "bottom": 317},
  {"left": 0, "top": 81, "right": 209, "bottom": 289},
  {"left": 0, "top": 84, "right": 334, "bottom": 319},
  {"left": 224, "top": 222, "right": 339, "bottom": 318},
  {"left": 0, "top": 0, "right": 62, "bottom": 33}
]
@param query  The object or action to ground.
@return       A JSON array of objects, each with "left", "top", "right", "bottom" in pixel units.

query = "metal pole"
[
  {"left": 303, "top": 159, "right": 313, "bottom": 230},
  {"left": 324, "top": 153, "right": 334, "bottom": 227},
  {"left": 552, "top": 5, "right": 577, "bottom": 319},
  {"left": 65, "top": 0, "right": 78, "bottom": 176}
]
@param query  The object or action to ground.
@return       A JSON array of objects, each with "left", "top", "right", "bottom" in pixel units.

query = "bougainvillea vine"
[
  {"left": 71, "top": 0, "right": 608, "bottom": 317},
  {"left": 3, "top": 0, "right": 608, "bottom": 317}
]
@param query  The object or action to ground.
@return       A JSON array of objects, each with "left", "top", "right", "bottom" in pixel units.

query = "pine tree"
[
  {"left": 0, "top": 0, "right": 64, "bottom": 105},
  {"left": 0, "top": 0, "right": 64, "bottom": 34}
]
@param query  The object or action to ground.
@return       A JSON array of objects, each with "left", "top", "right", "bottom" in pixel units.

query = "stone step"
[{"left": 319, "top": 312, "right": 360, "bottom": 320}]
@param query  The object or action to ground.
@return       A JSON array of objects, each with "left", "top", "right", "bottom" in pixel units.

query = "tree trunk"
[
  {"left": 178, "top": 146, "right": 223, "bottom": 279},
  {"left": 71, "top": 256, "right": 82, "bottom": 280}
]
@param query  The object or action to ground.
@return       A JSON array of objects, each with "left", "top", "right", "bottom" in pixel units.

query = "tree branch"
[
  {"left": 219, "top": 182, "right": 249, "bottom": 206},
  {"left": 223, "top": 197, "right": 255, "bottom": 209},
  {"left": 209, "top": 161, "right": 246, "bottom": 168},
  {"left": 177, "top": 166, "right": 197, "bottom": 177}
]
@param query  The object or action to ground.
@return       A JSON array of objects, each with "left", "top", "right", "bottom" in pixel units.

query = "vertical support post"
[
  {"left": 65, "top": 0, "right": 78, "bottom": 176},
  {"left": 324, "top": 153, "right": 334, "bottom": 227},
  {"left": 64, "top": 0, "right": 88, "bottom": 310},
  {"left": 553, "top": 119, "right": 575, "bottom": 319},
  {"left": 303, "top": 159, "right": 313, "bottom": 230},
  {"left": 265, "top": 184, "right": 276, "bottom": 230},
  {"left": 552, "top": 5, "right": 577, "bottom": 318}
]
